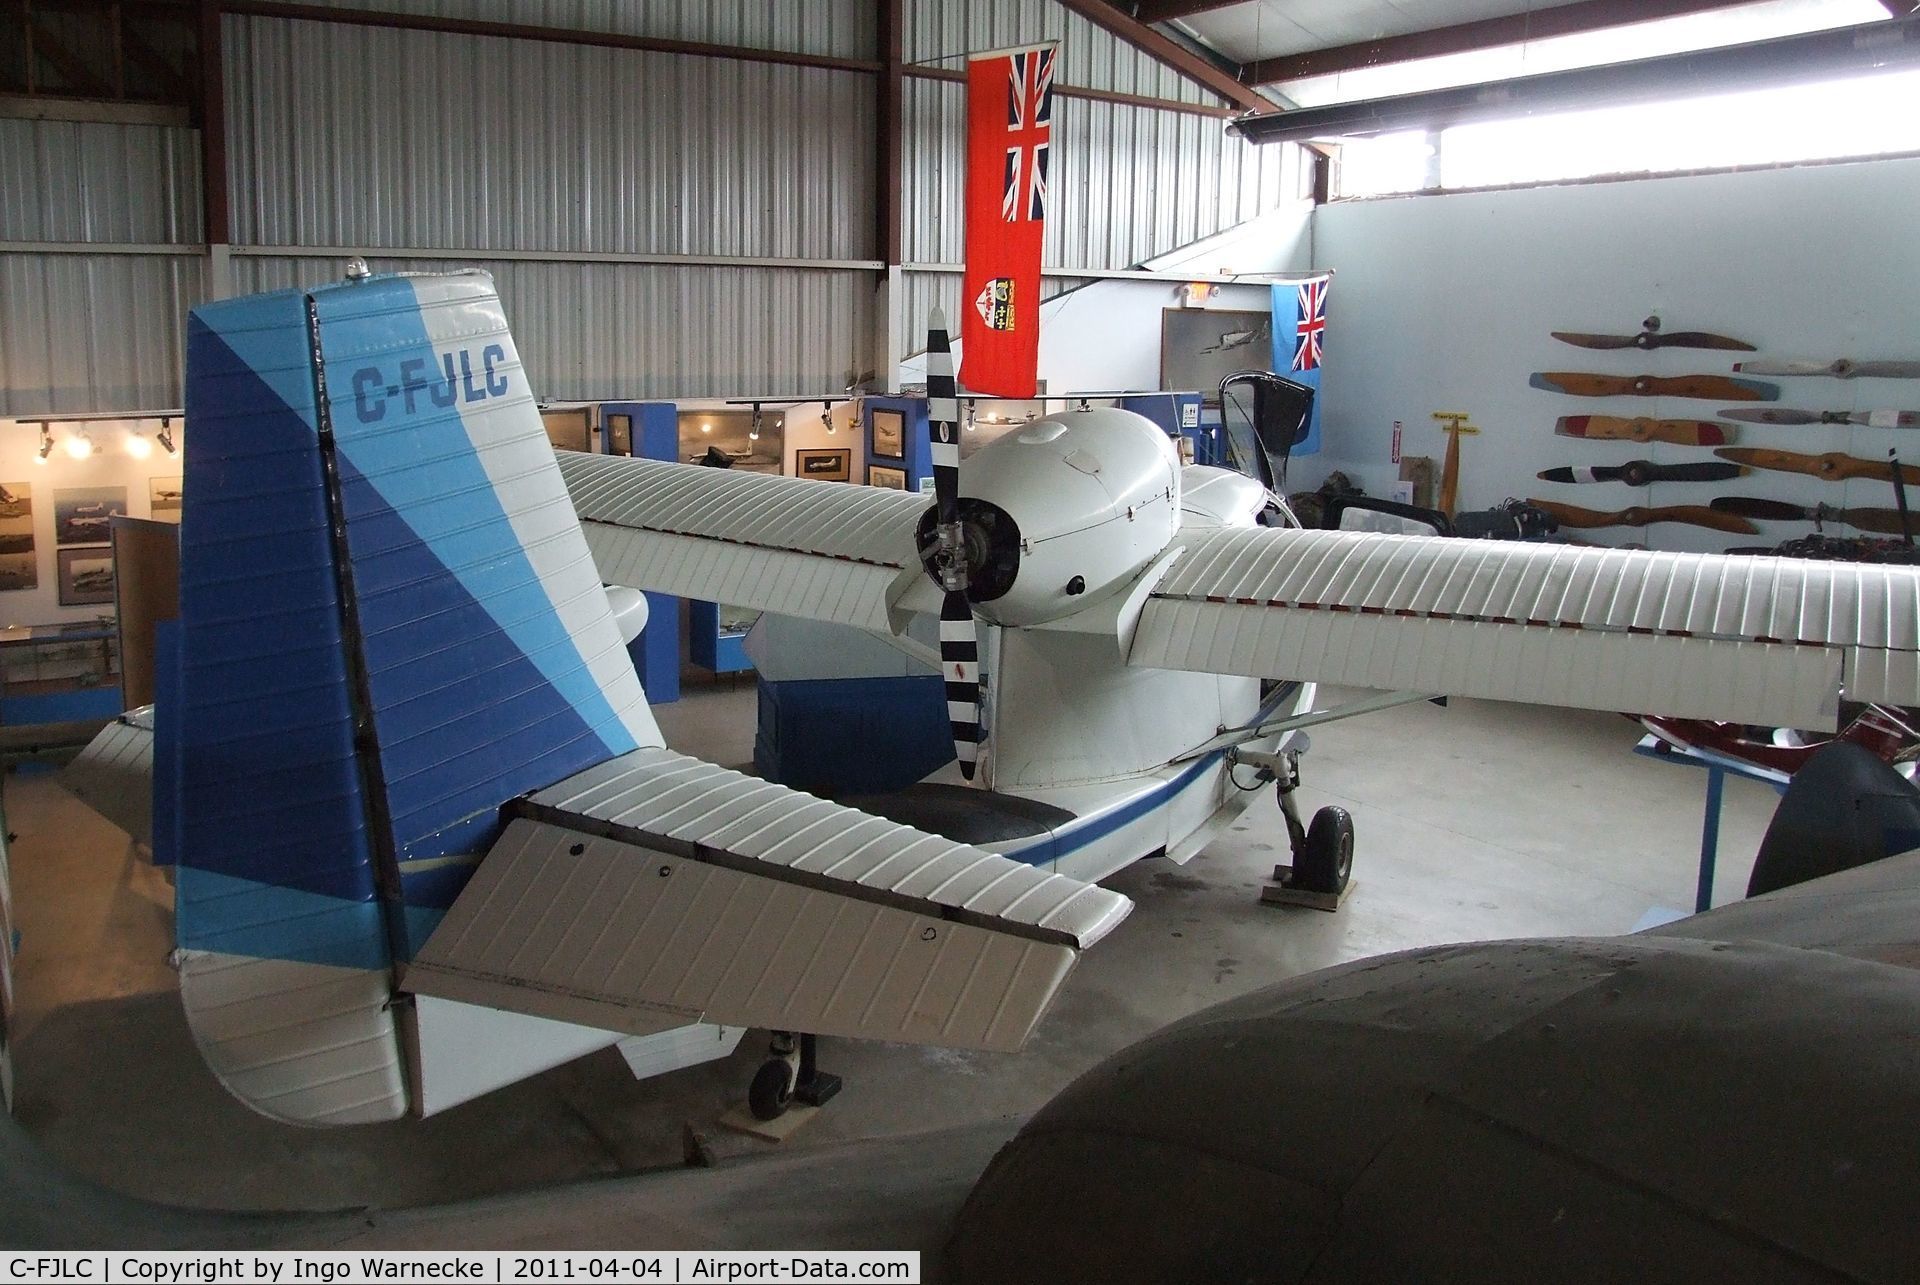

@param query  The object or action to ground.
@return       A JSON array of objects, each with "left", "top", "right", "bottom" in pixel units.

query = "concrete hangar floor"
[{"left": 5, "top": 672, "right": 1774, "bottom": 1226}]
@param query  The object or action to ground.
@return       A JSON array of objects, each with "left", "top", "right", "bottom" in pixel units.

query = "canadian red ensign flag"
[{"left": 960, "top": 43, "right": 1056, "bottom": 398}]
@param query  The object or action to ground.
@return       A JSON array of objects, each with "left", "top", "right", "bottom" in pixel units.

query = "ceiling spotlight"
[
  {"left": 64, "top": 431, "right": 94, "bottom": 460},
  {"left": 749, "top": 405, "right": 762, "bottom": 442},
  {"left": 701, "top": 422, "right": 712, "bottom": 434},
  {"left": 821, "top": 405, "right": 835, "bottom": 436},
  {"left": 158, "top": 420, "right": 177, "bottom": 457},
  {"left": 125, "top": 432, "right": 153, "bottom": 460},
  {"left": 966, "top": 403, "right": 977, "bottom": 433},
  {"left": 35, "top": 427, "right": 52, "bottom": 464}
]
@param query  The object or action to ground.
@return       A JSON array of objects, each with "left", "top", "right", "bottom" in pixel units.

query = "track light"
[
  {"left": 822, "top": 405, "right": 835, "bottom": 436},
  {"left": 966, "top": 403, "right": 977, "bottom": 433},
  {"left": 64, "top": 431, "right": 94, "bottom": 460},
  {"left": 35, "top": 427, "right": 52, "bottom": 464},
  {"left": 158, "top": 420, "right": 177, "bottom": 457},
  {"left": 749, "top": 405, "right": 762, "bottom": 442},
  {"left": 125, "top": 432, "right": 153, "bottom": 460}
]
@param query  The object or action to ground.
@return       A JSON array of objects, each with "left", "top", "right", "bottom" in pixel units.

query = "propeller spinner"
[{"left": 924, "top": 310, "right": 983, "bottom": 782}]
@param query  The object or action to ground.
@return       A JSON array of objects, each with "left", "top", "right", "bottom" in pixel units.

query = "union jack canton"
[{"left": 1002, "top": 48, "right": 1055, "bottom": 222}]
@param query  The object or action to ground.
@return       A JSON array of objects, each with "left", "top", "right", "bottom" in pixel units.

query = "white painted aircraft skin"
[{"left": 61, "top": 275, "right": 1920, "bottom": 1128}]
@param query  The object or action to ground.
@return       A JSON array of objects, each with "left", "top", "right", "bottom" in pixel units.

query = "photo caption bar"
[{"left": 0, "top": 1253, "right": 919, "bottom": 1284}]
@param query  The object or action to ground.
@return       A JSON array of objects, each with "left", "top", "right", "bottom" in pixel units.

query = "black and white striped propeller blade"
[{"left": 926, "top": 309, "right": 982, "bottom": 782}]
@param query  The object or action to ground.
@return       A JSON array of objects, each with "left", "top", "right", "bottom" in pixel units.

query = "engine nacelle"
[{"left": 921, "top": 407, "right": 1181, "bottom": 628}]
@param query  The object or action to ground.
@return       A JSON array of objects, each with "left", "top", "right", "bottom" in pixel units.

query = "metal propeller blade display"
[
  {"left": 924, "top": 309, "right": 982, "bottom": 783},
  {"left": 1530, "top": 372, "right": 1779, "bottom": 401},
  {"left": 1536, "top": 460, "right": 1748, "bottom": 486},
  {"left": 1708, "top": 497, "right": 1914, "bottom": 536},
  {"left": 1717, "top": 407, "right": 1920, "bottom": 427},
  {"left": 1733, "top": 359, "right": 1920, "bottom": 380},
  {"left": 1552, "top": 416, "right": 1735, "bottom": 446},
  {"left": 1525, "top": 499, "right": 1760, "bottom": 535}
]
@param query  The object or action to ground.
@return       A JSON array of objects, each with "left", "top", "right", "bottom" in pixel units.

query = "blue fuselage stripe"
[{"left": 1002, "top": 681, "right": 1296, "bottom": 867}]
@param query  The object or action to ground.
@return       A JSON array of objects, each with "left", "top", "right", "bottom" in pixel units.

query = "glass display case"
[{"left": 0, "top": 619, "right": 122, "bottom": 724}]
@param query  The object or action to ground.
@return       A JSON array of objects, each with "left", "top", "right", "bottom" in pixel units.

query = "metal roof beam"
[
  {"left": 1053, "top": 0, "right": 1268, "bottom": 112},
  {"left": 1247, "top": 0, "right": 1769, "bottom": 86}
]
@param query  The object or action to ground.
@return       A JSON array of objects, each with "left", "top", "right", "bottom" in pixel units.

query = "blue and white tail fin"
[
  {"left": 71, "top": 268, "right": 1127, "bottom": 1126},
  {"left": 171, "top": 269, "right": 658, "bottom": 1123}
]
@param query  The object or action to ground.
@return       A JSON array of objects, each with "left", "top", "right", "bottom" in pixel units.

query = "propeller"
[{"left": 925, "top": 309, "right": 983, "bottom": 783}]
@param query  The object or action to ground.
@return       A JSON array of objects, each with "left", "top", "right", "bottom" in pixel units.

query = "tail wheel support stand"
[
  {"left": 748, "top": 1031, "right": 842, "bottom": 1122},
  {"left": 1234, "top": 742, "right": 1357, "bottom": 911}
]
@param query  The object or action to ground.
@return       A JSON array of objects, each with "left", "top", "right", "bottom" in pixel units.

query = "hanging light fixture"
[
  {"left": 125, "top": 432, "right": 153, "bottom": 460},
  {"left": 157, "top": 419, "right": 178, "bottom": 457},
  {"left": 749, "top": 404, "right": 762, "bottom": 442},
  {"left": 34, "top": 426, "right": 53, "bottom": 464},
  {"left": 821, "top": 404, "right": 835, "bottom": 436},
  {"left": 64, "top": 430, "right": 95, "bottom": 460}
]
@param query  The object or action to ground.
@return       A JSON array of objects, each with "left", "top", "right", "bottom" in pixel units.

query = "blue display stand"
[
  {"left": 755, "top": 675, "right": 954, "bottom": 796},
  {"left": 600, "top": 401, "right": 681, "bottom": 703},
  {"left": 865, "top": 396, "right": 932, "bottom": 492}
]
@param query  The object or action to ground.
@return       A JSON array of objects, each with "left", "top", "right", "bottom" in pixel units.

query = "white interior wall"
[
  {"left": 900, "top": 202, "right": 1316, "bottom": 391},
  {"left": 0, "top": 418, "right": 183, "bottom": 626},
  {"left": 1300, "top": 155, "right": 1920, "bottom": 553}
]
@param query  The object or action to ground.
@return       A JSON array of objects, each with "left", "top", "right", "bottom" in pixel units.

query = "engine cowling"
[{"left": 918, "top": 407, "right": 1181, "bottom": 628}]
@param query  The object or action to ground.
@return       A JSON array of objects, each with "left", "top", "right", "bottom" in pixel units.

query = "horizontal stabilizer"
[
  {"left": 1131, "top": 527, "right": 1920, "bottom": 729},
  {"left": 560, "top": 454, "right": 926, "bottom": 634},
  {"left": 406, "top": 748, "right": 1130, "bottom": 1051},
  {"left": 60, "top": 709, "right": 155, "bottom": 848}
]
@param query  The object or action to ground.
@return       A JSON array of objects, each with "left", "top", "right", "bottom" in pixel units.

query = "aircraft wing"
[
  {"left": 1127, "top": 527, "right": 1920, "bottom": 730},
  {"left": 404, "top": 747, "right": 1131, "bottom": 1052},
  {"left": 559, "top": 453, "right": 926, "bottom": 634},
  {"left": 60, "top": 708, "right": 156, "bottom": 848}
]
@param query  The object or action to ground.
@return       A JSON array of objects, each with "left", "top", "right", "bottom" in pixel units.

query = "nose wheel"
[{"left": 748, "top": 1032, "right": 842, "bottom": 1122}]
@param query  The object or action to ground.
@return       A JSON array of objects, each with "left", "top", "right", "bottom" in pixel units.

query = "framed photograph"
[
  {"left": 871, "top": 408, "right": 905, "bottom": 458},
  {"left": 57, "top": 547, "right": 115, "bottom": 606},
  {"left": 0, "top": 555, "right": 35, "bottom": 591},
  {"left": 1160, "top": 308, "right": 1274, "bottom": 406},
  {"left": 53, "top": 486, "right": 127, "bottom": 546},
  {"left": 0, "top": 483, "right": 33, "bottom": 557},
  {"left": 868, "top": 464, "right": 908, "bottom": 490},
  {"left": 604, "top": 413, "right": 632, "bottom": 457},
  {"left": 148, "top": 476, "right": 183, "bottom": 523},
  {"left": 794, "top": 448, "right": 851, "bottom": 482}
]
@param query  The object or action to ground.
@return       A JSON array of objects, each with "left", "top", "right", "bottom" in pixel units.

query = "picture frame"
[
  {"left": 148, "top": 476, "right": 183, "bottom": 523},
  {"left": 604, "top": 413, "right": 632, "bottom": 457},
  {"left": 794, "top": 448, "right": 851, "bottom": 482},
  {"left": 870, "top": 408, "right": 905, "bottom": 458},
  {"left": 868, "top": 464, "right": 908, "bottom": 490},
  {"left": 57, "top": 547, "right": 115, "bottom": 607},
  {"left": 53, "top": 485, "right": 128, "bottom": 547},
  {"left": 1160, "top": 307, "right": 1274, "bottom": 407}
]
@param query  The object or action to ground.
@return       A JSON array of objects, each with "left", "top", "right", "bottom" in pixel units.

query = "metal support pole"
[{"left": 1696, "top": 765, "right": 1724, "bottom": 913}]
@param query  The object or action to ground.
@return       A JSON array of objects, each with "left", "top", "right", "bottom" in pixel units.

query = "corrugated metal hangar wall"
[{"left": 0, "top": 0, "right": 1306, "bottom": 413}]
